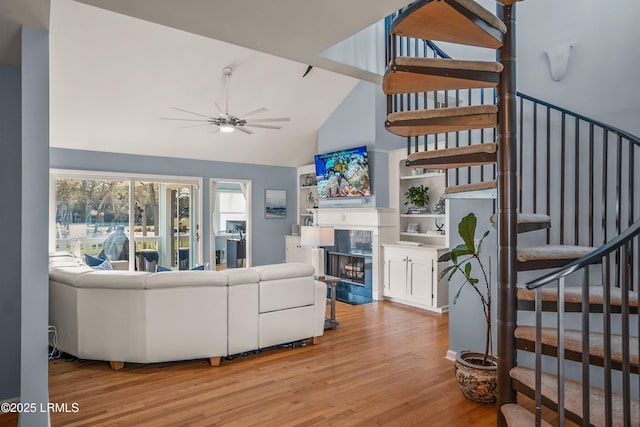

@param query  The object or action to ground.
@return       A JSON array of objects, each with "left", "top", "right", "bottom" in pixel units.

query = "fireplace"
[{"left": 325, "top": 230, "right": 373, "bottom": 304}]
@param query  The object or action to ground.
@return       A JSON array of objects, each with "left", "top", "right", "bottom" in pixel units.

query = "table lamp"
[
  {"left": 68, "top": 223, "right": 87, "bottom": 257},
  {"left": 300, "top": 225, "right": 334, "bottom": 279}
]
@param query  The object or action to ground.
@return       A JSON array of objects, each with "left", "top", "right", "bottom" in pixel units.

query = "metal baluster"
[
  {"left": 519, "top": 96, "right": 524, "bottom": 213},
  {"left": 575, "top": 117, "right": 580, "bottom": 245},
  {"left": 602, "top": 129, "right": 608, "bottom": 245},
  {"left": 621, "top": 244, "right": 631, "bottom": 426},
  {"left": 581, "top": 268, "right": 590, "bottom": 426},
  {"left": 557, "top": 278, "right": 565, "bottom": 427},
  {"left": 533, "top": 103, "right": 538, "bottom": 212},
  {"left": 546, "top": 107, "right": 551, "bottom": 244},
  {"left": 560, "top": 112, "right": 566, "bottom": 244},
  {"left": 535, "top": 287, "right": 543, "bottom": 427},
  {"left": 603, "top": 256, "right": 612, "bottom": 427},
  {"left": 589, "top": 124, "right": 595, "bottom": 247}
]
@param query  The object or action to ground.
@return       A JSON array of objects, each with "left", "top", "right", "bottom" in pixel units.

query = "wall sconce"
[
  {"left": 544, "top": 41, "right": 574, "bottom": 81},
  {"left": 300, "top": 225, "right": 335, "bottom": 278}
]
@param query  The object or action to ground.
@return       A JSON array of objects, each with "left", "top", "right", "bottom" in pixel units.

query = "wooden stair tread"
[
  {"left": 383, "top": 57, "right": 503, "bottom": 94},
  {"left": 406, "top": 143, "right": 497, "bottom": 169},
  {"left": 392, "top": 0, "right": 506, "bottom": 49},
  {"left": 515, "top": 326, "right": 639, "bottom": 370},
  {"left": 510, "top": 366, "right": 640, "bottom": 427},
  {"left": 444, "top": 180, "right": 496, "bottom": 194},
  {"left": 386, "top": 105, "right": 498, "bottom": 137},
  {"left": 517, "top": 285, "right": 639, "bottom": 309},
  {"left": 501, "top": 404, "right": 553, "bottom": 427},
  {"left": 490, "top": 213, "right": 552, "bottom": 234}
]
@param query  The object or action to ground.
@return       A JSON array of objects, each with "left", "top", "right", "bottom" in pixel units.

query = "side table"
[{"left": 315, "top": 275, "right": 340, "bottom": 330}]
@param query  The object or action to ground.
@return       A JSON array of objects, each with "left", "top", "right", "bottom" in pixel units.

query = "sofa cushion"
[
  {"left": 221, "top": 268, "right": 260, "bottom": 286},
  {"left": 259, "top": 276, "right": 315, "bottom": 313},
  {"left": 253, "top": 263, "right": 315, "bottom": 281},
  {"left": 49, "top": 266, "right": 94, "bottom": 287},
  {"left": 145, "top": 271, "right": 228, "bottom": 289},
  {"left": 76, "top": 270, "right": 150, "bottom": 290},
  {"left": 49, "top": 252, "right": 85, "bottom": 269}
]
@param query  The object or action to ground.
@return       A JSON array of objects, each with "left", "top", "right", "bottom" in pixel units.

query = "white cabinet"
[
  {"left": 285, "top": 235, "right": 312, "bottom": 264},
  {"left": 382, "top": 244, "right": 448, "bottom": 313}
]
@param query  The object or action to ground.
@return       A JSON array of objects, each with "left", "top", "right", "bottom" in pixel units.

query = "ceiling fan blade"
[
  {"left": 214, "top": 102, "right": 225, "bottom": 116},
  {"left": 161, "top": 117, "right": 211, "bottom": 122},
  {"left": 245, "top": 117, "right": 290, "bottom": 123},
  {"left": 240, "top": 107, "right": 268, "bottom": 119},
  {"left": 172, "top": 107, "right": 217, "bottom": 119},
  {"left": 178, "top": 123, "right": 214, "bottom": 129},
  {"left": 235, "top": 126, "right": 254, "bottom": 135},
  {"left": 244, "top": 124, "right": 282, "bottom": 130}
]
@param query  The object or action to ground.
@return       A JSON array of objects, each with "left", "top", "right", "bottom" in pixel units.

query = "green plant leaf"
[
  {"left": 440, "top": 265, "right": 457, "bottom": 279},
  {"left": 464, "top": 262, "right": 472, "bottom": 277},
  {"left": 458, "top": 213, "right": 477, "bottom": 253},
  {"left": 453, "top": 281, "right": 468, "bottom": 305},
  {"left": 469, "top": 277, "right": 479, "bottom": 284}
]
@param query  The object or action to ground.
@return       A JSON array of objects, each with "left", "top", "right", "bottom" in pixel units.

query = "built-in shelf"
[
  {"left": 300, "top": 213, "right": 313, "bottom": 217},
  {"left": 400, "top": 213, "right": 446, "bottom": 218},
  {"left": 400, "top": 232, "right": 447, "bottom": 238},
  {"left": 300, "top": 185, "right": 317, "bottom": 189},
  {"left": 400, "top": 172, "right": 445, "bottom": 180}
]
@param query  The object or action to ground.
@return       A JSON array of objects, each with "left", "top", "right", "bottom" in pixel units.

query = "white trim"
[
  {"left": 445, "top": 349, "right": 457, "bottom": 362},
  {"left": 210, "top": 178, "right": 252, "bottom": 268},
  {"left": 50, "top": 169, "right": 204, "bottom": 269}
]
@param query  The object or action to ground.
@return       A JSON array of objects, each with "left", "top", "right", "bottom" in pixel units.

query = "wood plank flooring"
[{"left": 2, "top": 301, "right": 497, "bottom": 426}]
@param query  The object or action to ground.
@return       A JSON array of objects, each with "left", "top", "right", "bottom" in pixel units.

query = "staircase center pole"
[{"left": 496, "top": 3, "right": 518, "bottom": 425}]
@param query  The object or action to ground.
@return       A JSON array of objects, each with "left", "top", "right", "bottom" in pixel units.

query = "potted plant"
[
  {"left": 439, "top": 212, "right": 496, "bottom": 404},
  {"left": 404, "top": 184, "right": 429, "bottom": 214}
]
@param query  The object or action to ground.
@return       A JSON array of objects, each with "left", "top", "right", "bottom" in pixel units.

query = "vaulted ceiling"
[{"left": 3, "top": 0, "right": 413, "bottom": 167}]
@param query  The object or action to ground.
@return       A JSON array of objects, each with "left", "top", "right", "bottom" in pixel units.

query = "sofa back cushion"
[
  {"left": 146, "top": 271, "right": 228, "bottom": 289},
  {"left": 259, "top": 276, "right": 315, "bottom": 313}
]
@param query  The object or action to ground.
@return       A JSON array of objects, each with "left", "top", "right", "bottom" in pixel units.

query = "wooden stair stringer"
[{"left": 383, "top": 57, "right": 503, "bottom": 94}]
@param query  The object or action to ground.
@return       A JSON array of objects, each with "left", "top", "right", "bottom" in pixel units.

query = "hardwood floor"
[{"left": 3, "top": 301, "right": 497, "bottom": 426}]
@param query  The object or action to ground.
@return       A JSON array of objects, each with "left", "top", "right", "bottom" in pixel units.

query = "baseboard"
[{"left": 445, "top": 349, "right": 456, "bottom": 362}]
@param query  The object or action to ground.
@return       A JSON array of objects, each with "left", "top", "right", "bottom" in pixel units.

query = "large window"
[{"left": 51, "top": 171, "right": 201, "bottom": 271}]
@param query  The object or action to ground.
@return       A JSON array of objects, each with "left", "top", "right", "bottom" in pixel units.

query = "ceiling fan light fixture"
[{"left": 219, "top": 124, "right": 235, "bottom": 133}]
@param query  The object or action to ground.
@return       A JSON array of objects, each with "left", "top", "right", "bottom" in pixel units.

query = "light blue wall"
[
  {"left": 317, "top": 80, "right": 405, "bottom": 208},
  {"left": 20, "top": 26, "right": 50, "bottom": 426},
  {"left": 50, "top": 148, "right": 297, "bottom": 266},
  {"left": 0, "top": 64, "right": 21, "bottom": 401}
]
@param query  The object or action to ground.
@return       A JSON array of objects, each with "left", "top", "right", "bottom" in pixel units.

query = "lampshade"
[
  {"left": 68, "top": 224, "right": 87, "bottom": 239},
  {"left": 300, "top": 226, "right": 334, "bottom": 247},
  {"left": 219, "top": 124, "right": 235, "bottom": 133}
]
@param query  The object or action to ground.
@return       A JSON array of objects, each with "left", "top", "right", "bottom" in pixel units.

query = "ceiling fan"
[{"left": 161, "top": 67, "right": 290, "bottom": 134}]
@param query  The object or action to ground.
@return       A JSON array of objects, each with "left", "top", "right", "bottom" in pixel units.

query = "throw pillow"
[
  {"left": 84, "top": 250, "right": 108, "bottom": 267},
  {"left": 92, "top": 258, "right": 113, "bottom": 271},
  {"left": 190, "top": 265, "right": 205, "bottom": 270},
  {"left": 157, "top": 266, "right": 172, "bottom": 272}
]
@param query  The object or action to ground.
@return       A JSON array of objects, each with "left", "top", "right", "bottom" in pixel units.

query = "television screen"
[{"left": 314, "top": 146, "right": 371, "bottom": 199}]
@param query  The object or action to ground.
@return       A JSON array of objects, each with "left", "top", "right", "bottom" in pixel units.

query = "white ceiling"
[{"left": 45, "top": 0, "right": 412, "bottom": 167}]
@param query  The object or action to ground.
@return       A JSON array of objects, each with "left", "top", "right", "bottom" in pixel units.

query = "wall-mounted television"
[{"left": 314, "top": 145, "right": 371, "bottom": 199}]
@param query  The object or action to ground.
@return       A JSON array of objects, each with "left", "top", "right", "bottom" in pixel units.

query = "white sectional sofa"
[{"left": 48, "top": 253, "right": 326, "bottom": 370}]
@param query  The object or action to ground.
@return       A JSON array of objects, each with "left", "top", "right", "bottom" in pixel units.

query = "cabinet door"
[
  {"left": 285, "top": 237, "right": 312, "bottom": 264},
  {"left": 406, "top": 255, "right": 432, "bottom": 306},
  {"left": 384, "top": 254, "right": 407, "bottom": 299}
]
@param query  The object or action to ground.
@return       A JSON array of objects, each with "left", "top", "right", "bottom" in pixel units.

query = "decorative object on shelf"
[
  {"left": 265, "top": 189, "right": 286, "bottom": 219},
  {"left": 435, "top": 218, "right": 445, "bottom": 235},
  {"left": 406, "top": 223, "right": 419, "bottom": 233},
  {"left": 433, "top": 194, "right": 446, "bottom": 215},
  {"left": 304, "top": 216, "right": 313, "bottom": 226},
  {"left": 291, "top": 224, "right": 300, "bottom": 236},
  {"left": 305, "top": 175, "right": 315, "bottom": 186},
  {"left": 404, "top": 184, "right": 430, "bottom": 214},
  {"left": 300, "top": 225, "right": 335, "bottom": 279},
  {"left": 439, "top": 213, "right": 495, "bottom": 404},
  {"left": 306, "top": 191, "right": 317, "bottom": 209}
]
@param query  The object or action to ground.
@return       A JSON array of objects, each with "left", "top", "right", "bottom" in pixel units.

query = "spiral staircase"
[{"left": 383, "top": 1, "right": 640, "bottom": 425}]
